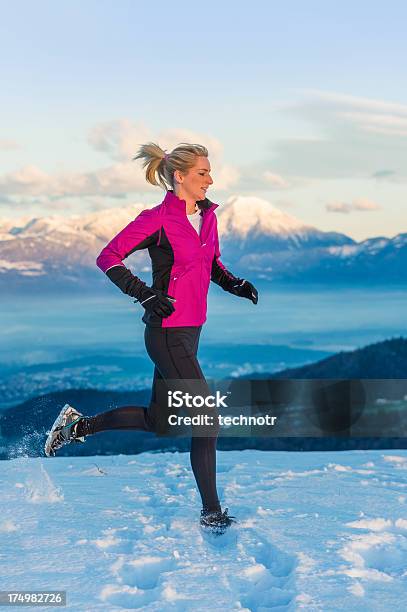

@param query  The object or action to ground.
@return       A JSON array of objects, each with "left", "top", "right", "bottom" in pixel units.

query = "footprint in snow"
[
  {"left": 115, "top": 554, "right": 176, "bottom": 589},
  {"left": 92, "top": 528, "right": 134, "bottom": 554},
  {"left": 100, "top": 554, "right": 179, "bottom": 610},
  {"left": 232, "top": 530, "right": 297, "bottom": 611},
  {"left": 99, "top": 582, "right": 158, "bottom": 609},
  {"left": 338, "top": 518, "right": 407, "bottom": 587}
]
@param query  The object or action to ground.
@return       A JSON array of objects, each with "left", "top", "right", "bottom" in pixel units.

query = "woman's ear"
[{"left": 174, "top": 170, "right": 184, "bottom": 185}]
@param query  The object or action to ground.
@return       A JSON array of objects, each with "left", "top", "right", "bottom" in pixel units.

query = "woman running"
[{"left": 45, "top": 142, "right": 258, "bottom": 534}]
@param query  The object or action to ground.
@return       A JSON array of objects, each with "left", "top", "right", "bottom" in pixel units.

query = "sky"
[{"left": 1, "top": 0, "right": 406, "bottom": 240}]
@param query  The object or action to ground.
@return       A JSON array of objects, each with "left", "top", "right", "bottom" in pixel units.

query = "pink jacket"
[{"left": 96, "top": 190, "right": 237, "bottom": 327}]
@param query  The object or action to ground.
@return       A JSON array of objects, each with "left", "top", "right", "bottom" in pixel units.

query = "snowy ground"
[{"left": 1, "top": 449, "right": 406, "bottom": 611}]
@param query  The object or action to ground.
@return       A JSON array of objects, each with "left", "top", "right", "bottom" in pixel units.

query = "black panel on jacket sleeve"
[
  {"left": 103, "top": 229, "right": 161, "bottom": 300},
  {"left": 125, "top": 230, "right": 160, "bottom": 257},
  {"left": 210, "top": 257, "right": 240, "bottom": 292},
  {"left": 106, "top": 266, "right": 147, "bottom": 300}
]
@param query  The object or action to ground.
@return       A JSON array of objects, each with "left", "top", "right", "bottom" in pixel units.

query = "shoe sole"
[{"left": 44, "top": 403, "right": 76, "bottom": 457}]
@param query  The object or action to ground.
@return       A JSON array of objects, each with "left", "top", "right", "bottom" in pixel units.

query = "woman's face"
[{"left": 177, "top": 156, "right": 213, "bottom": 201}]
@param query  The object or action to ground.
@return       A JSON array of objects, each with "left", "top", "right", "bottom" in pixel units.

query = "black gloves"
[
  {"left": 105, "top": 266, "right": 175, "bottom": 318},
  {"left": 229, "top": 279, "right": 258, "bottom": 304},
  {"left": 135, "top": 287, "right": 176, "bottom": 318}
]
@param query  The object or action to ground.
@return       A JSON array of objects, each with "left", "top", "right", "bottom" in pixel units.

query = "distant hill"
[
  {"left": 1, "top": 337, "right": 407, "bottom": 458},
  {"left": 268, "top": 336, "right": 407, "bottom": 379}
]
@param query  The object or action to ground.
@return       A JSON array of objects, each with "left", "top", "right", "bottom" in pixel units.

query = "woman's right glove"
[
  {"left": 104, "top": 265, "right": 175, "bottom": 318},
  {"left": 135, "top": 287, "right": 176, "bottom": 318}
]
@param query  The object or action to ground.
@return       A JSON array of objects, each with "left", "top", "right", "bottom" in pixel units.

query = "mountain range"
[{"left": 1, "top": 195, "right": 406, "bottom": 290}]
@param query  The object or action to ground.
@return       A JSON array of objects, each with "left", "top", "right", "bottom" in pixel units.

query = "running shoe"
[
  {"left": 44, "top": 404, "right": 87, "bottom": 457},
  {"left": 200, "top": 507, "right": 236, "bottom": 535}
]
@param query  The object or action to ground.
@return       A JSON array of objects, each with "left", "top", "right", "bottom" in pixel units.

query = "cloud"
[
  {"left": 300, "top": 89, "right": 407, "bottom": 118},
  {"left": 0, "top": 195, "right": 16, "bottom": 204},
  {"left": 229, "top": 160, "right": 302, "bottom": 193},
  {"left": 0, "top": 165, "right": 52, "bottom": 195},
  {"left": 338, "top": 110, "right": 407, "bottom": 136},
  {"left": 275, "top": 199, "right": 296, "bottom": 208},
  {"left": 0, "top": 162, "right": 147, "bottom": 198},
  {"left": 326, "top": 198, "right": 381, "bottom": 214},
  {"left": 263, "top": 171, "right": 289, "bottom": 188},
  {"left": 267, "top": 90, "right": 407, "bottom": 181},
  {"left": 0, "top": 193, "right": 79, "bottom": 211},
  {"left": 372, "top": 169, "right": 396, "bottom": 180},
  {"left": 0, "top": 124, "right": 239, "bottom": 199},
  {"left": 87, "top": 122, "right": 238, "bottom": 189},
  {"left": 0, "top": 140, "right": 20, "bottom": 151},
  {"left": 88, "top": 120, "right": 150, "bottom": 162}
]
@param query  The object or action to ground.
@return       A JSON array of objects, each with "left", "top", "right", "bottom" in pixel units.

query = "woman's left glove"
[{"left": 230, "top": 279, "right": 258, "bottom": 304}]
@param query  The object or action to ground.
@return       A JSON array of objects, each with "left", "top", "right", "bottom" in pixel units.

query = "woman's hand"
[
  {"left": 230, "top": 279, "right": 258, "bottom": 304},
  {"left": 135, "top": 288, "right": 176, "bottom": 318}
]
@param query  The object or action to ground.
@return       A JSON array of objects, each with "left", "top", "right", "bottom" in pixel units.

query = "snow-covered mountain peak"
[
  {"left": 217, "top": 195, "right": 311, "bottom": 238},
  {"left": 21, "top": 217, "right": 75, "bottom": 236},
  {"left": 393, "top": 233, "right": 407, "bottom": 248},
  {"left": 0, "top": 204, "right": 147, "bottom": 243},
  {"left": 79, "top": 204, "right": 146, "bottom": 241},
  {"left": 0, "top": 196, "right": 313, "bottom": 244}
]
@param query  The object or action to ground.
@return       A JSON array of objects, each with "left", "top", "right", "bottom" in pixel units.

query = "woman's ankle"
[
  {"left": 74, "top": 416, "right": 93, "bottom": 438},
  {"left": 202, "top": 503, "right": 221, "bottom": 515}
]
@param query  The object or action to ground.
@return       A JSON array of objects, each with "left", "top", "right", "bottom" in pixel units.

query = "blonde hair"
[{"left": 133, "top": 142, "right": 208, "bottom": 191}]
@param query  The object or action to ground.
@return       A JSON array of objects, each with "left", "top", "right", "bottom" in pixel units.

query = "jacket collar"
[{"left": 163, "top": 189, "right": 218, "bottom": 214}]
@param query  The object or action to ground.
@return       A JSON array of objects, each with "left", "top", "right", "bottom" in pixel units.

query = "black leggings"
[{"left": 78, "top": 326, "right": 221, "bottom": 512}]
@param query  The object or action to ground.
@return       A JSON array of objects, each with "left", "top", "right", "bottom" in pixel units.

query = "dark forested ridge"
[
  {"left": 1, "top": 338, "right": 407, "bottom": 458},
  {"left": 268, "top": 336, "right": 407, "bottom": 379}
]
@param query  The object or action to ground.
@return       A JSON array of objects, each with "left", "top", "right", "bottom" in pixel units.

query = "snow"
[
  {"left": 0, "top": 259, "right": 44, "bottom": 275},
  {"left": 1, "top": 449, "right": 406, "bottom": 610},
  {"left": 0, "top": 196, "right": 321, "bottom": 280},
  {"left": 0, "top": 195, "right": 311, "bottom": 248},
  {"left": 393, "top": 235, "right": 407, "bottom": 249},
  {"left": 327, "top": 245, "right": 360, "bottom": 257},
  {"left": 217, "top": 195, "right": 311, "bottom": 238},
  {"left": 2, "top": 196, "right": 402, "bottom": 280},
  {"left": 0, "top": 204, "right": 146, "bottom": 244}
]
